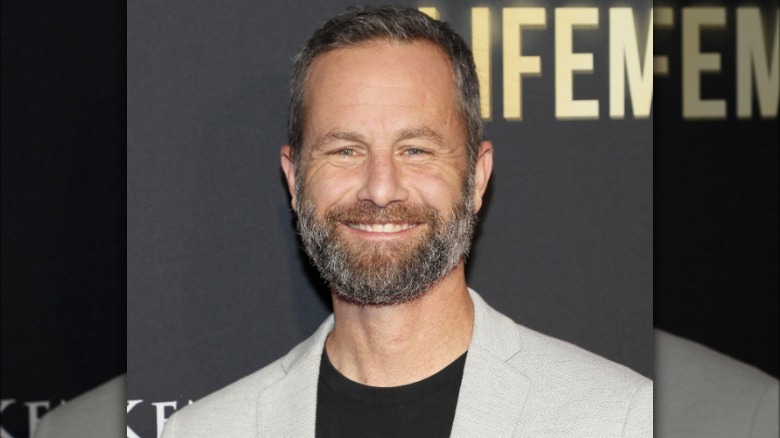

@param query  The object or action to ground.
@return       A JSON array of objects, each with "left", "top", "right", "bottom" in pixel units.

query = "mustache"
[{"left": 325, "top": 202, "right": 438, "bottom": 225}]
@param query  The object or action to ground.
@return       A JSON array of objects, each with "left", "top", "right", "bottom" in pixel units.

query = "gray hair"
[{"left": 288, "top": 5, "right": 482, "bottom": 169}]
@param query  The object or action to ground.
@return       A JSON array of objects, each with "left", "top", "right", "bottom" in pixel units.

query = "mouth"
[{"left": 345, "top": 222, "right": 419, "bottom": 233}]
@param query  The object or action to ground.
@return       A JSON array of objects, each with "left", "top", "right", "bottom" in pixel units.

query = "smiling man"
[{"left": 161, "top": 6, "right": 651, "bottom": 437}]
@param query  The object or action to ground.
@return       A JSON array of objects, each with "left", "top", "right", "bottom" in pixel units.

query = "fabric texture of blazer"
[
  {"left": 33, "top": 375, "right": 125, "bottom": 438},
  {"left": 162, "top": 290, "right": 652, "bottom": 437},
  {"left": 655, "top": 330, "right": 778, "bottom": 438}
]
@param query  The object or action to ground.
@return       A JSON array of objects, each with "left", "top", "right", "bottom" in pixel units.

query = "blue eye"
[{"left": 404, "top": 148, "right": 424, "bottom": 155}]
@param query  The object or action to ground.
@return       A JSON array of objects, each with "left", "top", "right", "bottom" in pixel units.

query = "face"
[{"left": 281, "top": 40, "right": 492, "bottom": 305}]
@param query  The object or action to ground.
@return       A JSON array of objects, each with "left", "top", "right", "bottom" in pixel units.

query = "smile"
[{"left": 346, "top": 223, "right": 418, "bottom": 233}]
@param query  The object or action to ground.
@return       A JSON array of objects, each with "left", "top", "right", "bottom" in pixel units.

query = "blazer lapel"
[
  {"left": 450, "top": 346, "right": 530, "bottom": 437},
  {"left": 253, "top": 291, "right": 528, "bottom": 437},
  {"left": 255, "top": 316, "right": 333, "bottom": 438},
  {"left": 450, "top": 291, "right": 531, "bottom": 437}
]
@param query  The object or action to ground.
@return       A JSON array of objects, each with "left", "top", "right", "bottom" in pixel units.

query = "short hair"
[{"left": 288, "top": 5, "right": 482, "bottom": 169}]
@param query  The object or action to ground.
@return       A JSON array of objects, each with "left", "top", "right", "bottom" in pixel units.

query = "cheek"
[
  {"left": 302, "top": 166, "right": 361, "bottom": 208},
  {"left": 403, "top": 167, "right": 464, "bottom": 209}
]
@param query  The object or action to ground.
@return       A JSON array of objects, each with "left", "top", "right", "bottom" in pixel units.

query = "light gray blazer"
[
  {"left": 162, "top": 290, "right": 652, "bottom": 437},
  {"left": 655, "top": 330, "right": 778, "bottom": 438},
  {"left": 33, "top": 374, "right": 125, "bottom": 438}
]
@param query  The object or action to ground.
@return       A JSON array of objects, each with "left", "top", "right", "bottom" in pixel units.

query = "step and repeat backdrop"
[{"left": 128, "top": 1, "right": 653, "bottom": 437}]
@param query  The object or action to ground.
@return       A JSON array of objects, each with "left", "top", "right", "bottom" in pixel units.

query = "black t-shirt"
[{"left": 315, "top": 348, "right": 467, "bottom": 438}]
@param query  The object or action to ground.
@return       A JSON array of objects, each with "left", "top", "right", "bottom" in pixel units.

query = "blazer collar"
[
  {"left": 255, "top": 290, "right": 530, "bottom": 437},
  {"left": 450, "top": 290, "right": 531, "bottom": 437},
  {"left": 255, "top": 315, "right": 333, "bottom": 437}
]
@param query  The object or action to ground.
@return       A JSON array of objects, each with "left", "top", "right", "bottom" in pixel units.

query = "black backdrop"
[
  {"left": 1, "top": 2, "right": 125, "bottom": 437},
  {"left": 653, "top": 0, "right": 779, "bottom": 378}
]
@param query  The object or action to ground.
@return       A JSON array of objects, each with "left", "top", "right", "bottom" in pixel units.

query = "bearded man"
[{"left": 161, "top": 6, "right": 651, "bottom": 437}]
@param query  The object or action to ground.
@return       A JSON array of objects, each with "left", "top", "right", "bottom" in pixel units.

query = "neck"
[{"left": 326, "top": 263, "right": 473, "bottom": 387}]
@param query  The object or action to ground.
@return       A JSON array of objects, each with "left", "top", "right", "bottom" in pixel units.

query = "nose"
[{"left": 356, "top": 151, "right": 408, "bottom": 208}]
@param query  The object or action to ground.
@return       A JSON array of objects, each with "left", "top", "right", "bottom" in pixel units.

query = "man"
[{"left": 161, "top": 6, "right": 651, "bottom": 437}]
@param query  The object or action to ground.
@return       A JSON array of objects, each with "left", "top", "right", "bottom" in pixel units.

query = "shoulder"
[
  {"left": 162, "top": 358, "right": 286, "bottom": 438},
  {"left": 471, "top": 288, "right": 650, "bottom": 390},
  {"left": 510, "top": 322, "right": 652, "bottom": 433},
  {"left": 511, "top": 322, "right": 651, "bottom": 389},
  {"left": 34, "top": 375, "right": 125, "bottom": 438},
  {"left": 656, "top": 329, "right": 776, "bottom": 389},
  {"left": 468, "top": 290, "right": 652, "bottom": 436},
  {"left": 655, "top": 329, "right": 779, "bottom": 438},
  {"left": 162, "top": 316, "right": 333, "bottom": 438}
]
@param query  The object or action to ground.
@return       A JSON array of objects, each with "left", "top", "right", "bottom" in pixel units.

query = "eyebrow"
[
  {"left": 395, "top": 127, "right": 445, "bottom": 145},
  {"left": 314, "top": 127, "right": 445, "bottom": 149},
  {"left": 314, "top": 131, "right": 367, "bottom": 148}
]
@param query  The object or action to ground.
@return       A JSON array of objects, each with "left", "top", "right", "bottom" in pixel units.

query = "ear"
[
  {"left": 472, "top": 141, "right": 493, "bottom": 213},
  {"left": 280, "top": 145, "right": 297, "bottom": 210}
]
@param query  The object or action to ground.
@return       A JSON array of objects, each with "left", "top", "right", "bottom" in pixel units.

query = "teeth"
[{"left": 347, "top": 223, "right": 416, "bottom": 233}]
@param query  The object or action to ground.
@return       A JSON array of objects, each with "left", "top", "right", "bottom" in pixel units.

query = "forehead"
[
  {"left": 303, "top": 40, "right": 459, "bottom": 136},
  {"left": 309, "top": 38, "right": 453, "bottom": 78}
]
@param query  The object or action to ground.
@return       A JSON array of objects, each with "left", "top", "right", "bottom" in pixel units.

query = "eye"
[
  {"left": 333, "top": 148, "right": 355, "bottom": 156},
  {"left": 403, "top": 148, "right": 425, "bottom": 156}
]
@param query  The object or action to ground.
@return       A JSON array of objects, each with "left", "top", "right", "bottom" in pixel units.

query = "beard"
[{"left": 294, "top": 174, "right": 477, "bottom": 306}]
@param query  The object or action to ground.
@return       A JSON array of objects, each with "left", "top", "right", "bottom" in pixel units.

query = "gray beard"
[{"left": 294, "top": 175, "right": 477, "bottom": 306}]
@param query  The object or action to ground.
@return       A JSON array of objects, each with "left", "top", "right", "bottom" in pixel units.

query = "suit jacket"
[
  {"left": 33, "top": 374, "right": 125, "bottom": 438},
  {"left": 655, "top": 330, "right": 778, "bottom": 438},
  {"left": 162, "top": 290, "right": 652, "bottom": 437}
]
